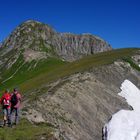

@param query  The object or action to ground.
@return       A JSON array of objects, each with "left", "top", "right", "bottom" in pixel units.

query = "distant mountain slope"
[
  {"left": 0, "top": 48, "right": 139, "bottom": 92},
  {"left": 0, "top": 20, "right": 111, "bottom": 90},
  {"left": 1, "top": 20, "right": 112, "bottom": 62}
]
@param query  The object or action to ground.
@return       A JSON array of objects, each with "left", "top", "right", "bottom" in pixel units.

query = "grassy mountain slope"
[
  {"left": 14, "top": 48, "right": 140, "bottom": 92},
  {"left": 0, "top": 57, "right": 67, "bottom": 92},
  {"left": 0, "top": 48, "right": 139, "bottom": 93}
]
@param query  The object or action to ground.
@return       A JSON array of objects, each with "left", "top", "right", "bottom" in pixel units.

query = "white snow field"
[{"left": 104, "top": 80, "right": 140, "bottom": 140}]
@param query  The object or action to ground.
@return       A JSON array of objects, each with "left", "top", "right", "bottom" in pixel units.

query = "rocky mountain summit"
[
  {"left": 1, "top": 20, "right": 112, "bottom": 62},
  {"left": 0, "top": 20, "right": 112, "bottom": 84}
]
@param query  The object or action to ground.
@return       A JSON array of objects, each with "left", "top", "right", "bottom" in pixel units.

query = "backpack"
[
  {"left": 11, "top": 94, "right": 18, "bottom": 106},
  {"left": 3, "top": 94, "right": 10, "bottom": 107}
]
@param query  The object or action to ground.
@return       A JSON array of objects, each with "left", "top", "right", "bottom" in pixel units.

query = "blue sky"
[{"left": 0, "top": 0, "right": 140, "bottom": 48}]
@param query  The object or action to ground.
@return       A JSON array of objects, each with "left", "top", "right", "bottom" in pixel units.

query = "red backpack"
[{"left": 3, "top": 93, "right": 10, "bottom": 106}]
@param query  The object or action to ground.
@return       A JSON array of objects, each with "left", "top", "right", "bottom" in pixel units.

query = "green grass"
[
  {"left": 122, "top": 57, "right": 140, "bottom": 71},
  {"left": 0, "top": 119, "right": 54, "bottom": 140},
  {"left": 0, "top": 57, "right": 67, "bottom": 92},
  {"left": 0, "top": 48, "right": 139, "bottom": 93},
  {"left": 19, "top": 48, "right": 139, "bottom": 92}
]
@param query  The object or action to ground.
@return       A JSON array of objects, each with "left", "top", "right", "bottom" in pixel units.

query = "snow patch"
[
  {"left": 118, "top": 80, "right": 140, "bottom": 112},
  {"left": 104, "top": 80, "right": 140, "bottom": 140}
]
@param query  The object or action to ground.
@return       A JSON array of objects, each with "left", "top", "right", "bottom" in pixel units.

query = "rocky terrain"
[
  {"left": 1, "top": 20, "right": 111, "bottom": 63},
  {"left": 0, "top": 20, "right": 112, "bottom": 88},
  {"left": 22, "top": 58, "right": 140, "bottom": 140}
]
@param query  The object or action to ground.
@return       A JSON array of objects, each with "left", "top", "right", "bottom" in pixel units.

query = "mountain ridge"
[
  {"left": 23, "top": 54, "right": 140, "bottom": 140},
  {"left": 0, "top": 20, "right": 112, "bottom": 87},
  {"left": 1, "top": 20, "right": 112, "bottom": 62}
]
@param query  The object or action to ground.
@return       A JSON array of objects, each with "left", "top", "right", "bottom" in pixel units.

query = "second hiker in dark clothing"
[{"left": 10, "top": 88, "right": 21, "bottom": 125}]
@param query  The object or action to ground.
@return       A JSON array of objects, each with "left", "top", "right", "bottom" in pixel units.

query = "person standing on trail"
[
  {"left": 0, "top": 89, "right": 11, "bottom": 127},
  {"left": 10, "top": 88, "right": 21, "bottom": 126}
]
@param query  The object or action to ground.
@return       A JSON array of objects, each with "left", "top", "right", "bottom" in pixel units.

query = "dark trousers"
[{"left": 11, "top": 107, "right": 19, "bottom": 125}]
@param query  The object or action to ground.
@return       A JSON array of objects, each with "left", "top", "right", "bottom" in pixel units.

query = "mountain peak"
[
  {"left": 23, "top": 19, "right": 41, "bottom": 23},
  {"left": 20, "top": 20, "right": 47, "bottom": 28},
  {"left": 1, "top": 20, "right": 112, "bottom": 63},
  {"left": 20, "top": 20, "right": 51, "bottom": 28}
]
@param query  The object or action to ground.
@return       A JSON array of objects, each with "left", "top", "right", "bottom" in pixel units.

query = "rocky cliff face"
[
  {"left": 56, "top": 33, "right": 111, "bottom": 61},
  {"left": 1, "top": 20, "right": 112, "bottom": 62},
  {"left": 22, "top": 59, "right": 140, "bottom": 140}
]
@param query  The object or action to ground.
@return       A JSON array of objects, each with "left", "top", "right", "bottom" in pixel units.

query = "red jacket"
[{"left": 0, "top": 92, "right": 11, "bottom": 109}]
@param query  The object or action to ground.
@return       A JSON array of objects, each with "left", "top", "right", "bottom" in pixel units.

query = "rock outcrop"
[
  {"left": 1, "top": 20, "right": 112, "bottom": 61},
  {"left": 132, "top": 50, "right": 140, "bottom": 65}
]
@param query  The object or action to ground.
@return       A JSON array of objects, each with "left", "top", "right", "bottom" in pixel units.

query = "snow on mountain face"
[
  {"left": 104, "top": 80, "right": 140, "bottom": 140},
  {"left": 119, "top": 80, "right": 140, "bottom": 112}
]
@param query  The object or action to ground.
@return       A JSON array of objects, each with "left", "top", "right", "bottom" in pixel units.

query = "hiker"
[
  {"left": 0, "top": 89, "right": 11, "bottom": 127},
  {"left": 10, "top": 88, "right": 21, "bottom": 126}
]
